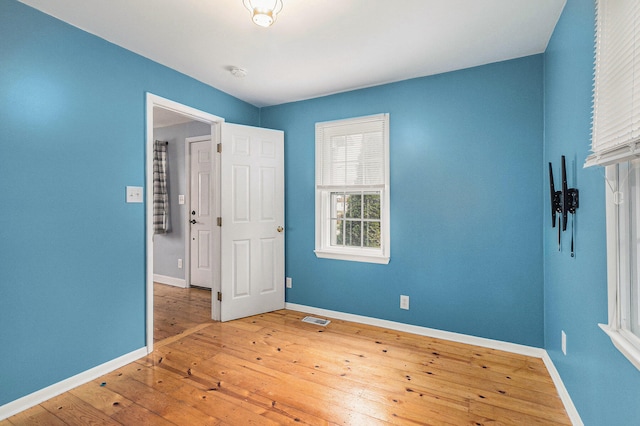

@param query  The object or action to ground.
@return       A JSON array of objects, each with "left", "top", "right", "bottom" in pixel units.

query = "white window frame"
[
  {"left": 588, "top": 0, "right": 640, "bottom": 371},
  {"left": 599, "top": 162, "right": 640, "bottom": 371},
  {"left": 314, "top": 114, "right": 390, "bottom": 264}
]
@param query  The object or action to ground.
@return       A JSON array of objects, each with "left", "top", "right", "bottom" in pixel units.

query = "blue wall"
[
  {"left": 6, "top": 0, "right": 638, "bottom": 422},
  {"left": 0, "top": 0, "right": 258, "bottom": 406},
  {"left": 261, "top": 55, "right": 545, "bottom": 347},
  {"left": 543, "top": 0, "right": 640, "bottom": 424}
]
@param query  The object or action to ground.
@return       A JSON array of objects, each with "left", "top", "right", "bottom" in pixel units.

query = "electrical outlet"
[
  {"left": 178, "top": 259, "right": 183, "bottom": 269},
  {"left": 561, "top": 330, "right": 567, "bottom": 355},
  {"left": 286, "top": 277, "right": 292, "bottom": 288},
  {"left": 400, "top": 295, "right": 409, "bottom": 310}
]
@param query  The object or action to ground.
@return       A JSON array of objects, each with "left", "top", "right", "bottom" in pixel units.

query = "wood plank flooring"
[
  {"left": 153, "top": 283, "right": 212, "bottom": 342},
  {"left": 2, "top": 285, "right": 572, "bottom": 425}
]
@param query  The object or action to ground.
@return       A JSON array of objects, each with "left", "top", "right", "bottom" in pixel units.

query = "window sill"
[
  {"left": 314, "top": 249, "right": 390, "bottom": 264},
  {"left": 599, "top": 323, "right": 640, "bottom": 371}
]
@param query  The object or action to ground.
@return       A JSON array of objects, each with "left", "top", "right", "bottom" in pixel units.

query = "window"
[
  {"left": 601, "top": 162, "right": 640, "bottom": 370},
  {"left": 315, "top": 114, "right": 390, "bottom": 264},
  {"left": 588, "top": 0, "right": 640, "bottom": 370}
]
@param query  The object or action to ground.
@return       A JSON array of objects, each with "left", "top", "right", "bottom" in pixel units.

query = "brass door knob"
[{"left": 277, "top": 226, "right": 284, "bottom": 233}]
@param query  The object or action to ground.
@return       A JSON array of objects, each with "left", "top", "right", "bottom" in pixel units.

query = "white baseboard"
[
  {"left": 0, "top": 347, "right": 147, "bottom": 421},
  {"left": 153, "top": 274, "right": 187, "bottom": 288},
  {"left": 285, "top": 302, "right": 583, "bottom": 426},
  {"left": 542, "top": 352, "right": 584, "bottom": 426},
  {"left": 286, "top": 303, "right": 545, "bottom": 357}
]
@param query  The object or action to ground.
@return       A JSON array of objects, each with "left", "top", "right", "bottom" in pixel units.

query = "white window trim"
[
  {"left": 599, "top": 325, "right": 640, "bottom": 371},
  {"left": 314, "top": 114, "right": 390, "bottom": 264},
  {"left": 599, "top": 164, "right": 640, "bottom": 371}
]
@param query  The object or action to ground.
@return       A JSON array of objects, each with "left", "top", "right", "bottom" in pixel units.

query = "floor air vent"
[{"left": 301, "top": 316, "right": 331, "bottom": 326}]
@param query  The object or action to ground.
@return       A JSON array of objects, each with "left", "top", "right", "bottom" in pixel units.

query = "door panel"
[
  {"left": 198, "top": 230, "right": 211, "bottom": 268},
  {"left": 221, "top": 123, "right": 284, "bottom": 321},
  {"left": 232, "top": 165, "right": 250, "bottom": 222},
  {"left": 260, "top": 238, "right": 276, "bottom": 293},
  {"left": 260, "top": 167, "right": 276, "bottom": 220},
  {"left": 189, "top": 139, "right": 213, "bottom": 288}
]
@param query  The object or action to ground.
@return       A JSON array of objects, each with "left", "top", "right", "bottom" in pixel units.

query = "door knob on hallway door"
[
  {"left": 277, "top": 226, "right": 284, "bottom": 233},
  {"left": 190, "top": 219, "right": 197, "bottom": 224}
]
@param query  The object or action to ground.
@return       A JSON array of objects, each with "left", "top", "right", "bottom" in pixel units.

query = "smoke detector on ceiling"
[{"left": 230, "top": 67, "right": 247, "bottom": 78}]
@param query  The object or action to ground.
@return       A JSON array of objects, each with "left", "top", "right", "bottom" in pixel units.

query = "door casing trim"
[{"left": 146, "top": 93, "right": 224, "bottom": 353}]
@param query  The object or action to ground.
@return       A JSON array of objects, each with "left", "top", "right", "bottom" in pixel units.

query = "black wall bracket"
[{"left": 549, "top": 155, "right": 579, "bottom": 256}]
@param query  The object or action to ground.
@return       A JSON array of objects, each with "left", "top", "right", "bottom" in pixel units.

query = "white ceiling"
[
  {"left": 19, "top": 0, "right": 566, "bottom": 108},
  {"left": 153, "top": 106, "right": 202, "bottom": 128}
]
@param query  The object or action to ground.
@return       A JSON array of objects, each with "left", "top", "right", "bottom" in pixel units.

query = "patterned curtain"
[{"left": 153, "top": 140, "right": 170, "bottom": 234}]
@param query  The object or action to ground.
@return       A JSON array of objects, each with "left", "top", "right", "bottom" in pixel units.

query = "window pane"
[
  {"left": 331, "top": 192, "right": 345, "bottom": 219},
  {"left": 363, "top": 192, "right": 381, "bottom": 219},
  {"left": 344, "top": 220, "right": 362, "bottom": 247},
  {"left": 328, "top": 136, "right": 346, "bottom": 185},
  {"left": 363, "top": 221, "right": 381, "bottom": 248},
  {"left": 630, "top": 162, "right": 640, "bottom": 337},
  {"left": 345, "top": 134, "right": 364, "bottom": 185},
  {"left": 331, "top": 219, "right": 343, "bottom": 246},
  {"left": 345, "top": 193, "right": 362, "bottom": 219}
]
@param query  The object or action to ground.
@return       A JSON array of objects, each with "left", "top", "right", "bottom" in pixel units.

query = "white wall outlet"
[
  {"left": 178, "top": 194, "right": 185, "bottom": 205},
  {"left": 178, "top": 259, "right": 183, "bottom": 269},
  {"left": 561, "top": 330, "right": 567, "bottom": 355},
  {"left": 286, "top": 277, "right": 292, "bottom": 288},
  {"left": 126, "top": 186, "right": 143, "bottom": 203},
  {"left": 400, "top": 295, "right": 409, "bottom": 310}
]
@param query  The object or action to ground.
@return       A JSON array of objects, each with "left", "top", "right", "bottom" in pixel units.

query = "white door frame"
[
  {"left": 184, "top": 135, "right": 221, "bottom": 294},
  {"left": 145, "top": 93, "right": 224, "bottom": 353}
]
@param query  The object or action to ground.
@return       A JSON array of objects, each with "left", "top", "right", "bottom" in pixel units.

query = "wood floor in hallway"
[{"left": 154, "top": 282, "right": 212, "bottom": 343}]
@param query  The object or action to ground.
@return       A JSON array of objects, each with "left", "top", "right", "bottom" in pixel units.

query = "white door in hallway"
[
  {"left": 189, "top": 138, "right": 213, "bottom": 289},
  {"left": 220, "top": 123, "right": 285, "bottom": 321}
]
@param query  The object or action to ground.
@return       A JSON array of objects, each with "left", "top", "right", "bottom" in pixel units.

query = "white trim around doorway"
[{"left": 146, "top": 93, "right": 224, "bottom": 354}]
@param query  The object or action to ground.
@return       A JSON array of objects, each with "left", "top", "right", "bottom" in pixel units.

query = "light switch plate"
[
  {"left": 178, "top": 194, "right": 185, "bottom": 205},
  {"left": 126, "top": 186, "right": 143, "bottom": 203}
]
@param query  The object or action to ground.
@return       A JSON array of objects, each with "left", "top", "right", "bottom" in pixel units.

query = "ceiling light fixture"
[{"left": 242, "top": 0, "right": 283, "bottom": 27}]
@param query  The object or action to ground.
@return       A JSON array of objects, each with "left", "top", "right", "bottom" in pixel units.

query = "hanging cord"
[
  {"left": 602, "top": 161, "right": 635, "bottom": 201},
  {"left": 571, "top": 213, "right": 575, "bottom": 257}
]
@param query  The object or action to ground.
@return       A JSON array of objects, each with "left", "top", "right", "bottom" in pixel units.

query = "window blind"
[
  {"left": 316, "top": 114, "right": 387, "bottom": 187},
  {"left": 587, "top": 0, "right": 640, "bottom": 167}
]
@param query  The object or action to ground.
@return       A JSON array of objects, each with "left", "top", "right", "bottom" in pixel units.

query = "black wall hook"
[{"left": 549, "top": 155, "right": 579, "bottom": 256}]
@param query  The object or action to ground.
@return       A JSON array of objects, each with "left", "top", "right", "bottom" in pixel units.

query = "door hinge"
[
  {"left": 217, "top": 143, "right": 222, "bottom": 153},
  {"left": 217, "top": 217, "right": 222, "bottom": 227},
  {"left": 217, "top": 291, "right": 222, "bottom": 302}
]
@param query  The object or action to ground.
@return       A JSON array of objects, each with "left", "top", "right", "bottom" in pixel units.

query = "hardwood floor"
[
  {"left": 2, "top": 287, "right": 572, "bottom": 425},
  {"left": 154, "top": 283, "right": 212, "bottom": 342}
]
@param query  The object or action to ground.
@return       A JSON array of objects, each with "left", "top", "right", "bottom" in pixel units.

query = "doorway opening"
[{"left": 146, "top": 93, "right": 224, "bottom": 353}]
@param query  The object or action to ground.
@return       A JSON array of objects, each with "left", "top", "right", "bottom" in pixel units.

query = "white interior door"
[
  {"left": 189, "top": 138, "right": 213, "bottom": 289},
  {"left": 220, "top": 123, "right": 284, "bottom": 321}
]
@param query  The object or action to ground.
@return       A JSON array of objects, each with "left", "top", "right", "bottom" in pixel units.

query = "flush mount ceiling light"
[{"left": 242, "top": 0, "right": 283, "bottom": 27}]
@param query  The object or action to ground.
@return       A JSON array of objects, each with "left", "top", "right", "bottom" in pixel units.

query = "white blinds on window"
[
  {"left": 587, "top": 0, "right": 640, "bottom": 167},
  {"left": 316, "top": 114, "right": 388, "bottom": 187}
]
